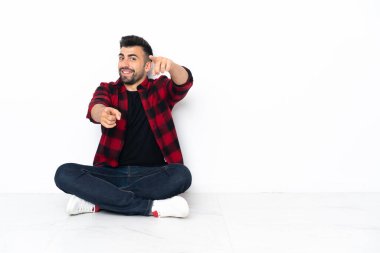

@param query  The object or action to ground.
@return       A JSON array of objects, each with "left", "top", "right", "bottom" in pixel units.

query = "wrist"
[{"left": 91, "top": 104, "right": 106, "bottom": 123}]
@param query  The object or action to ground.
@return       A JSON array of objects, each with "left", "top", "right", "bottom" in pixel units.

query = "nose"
[{"left": 119, "top": 58, "right": 131, "bottom": 69}]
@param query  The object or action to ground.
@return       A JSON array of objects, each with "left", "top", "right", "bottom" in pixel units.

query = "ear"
[{"left": 144, "top": 61, "right": 152, "bottom": 72}]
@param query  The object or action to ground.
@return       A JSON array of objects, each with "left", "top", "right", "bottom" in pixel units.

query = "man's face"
[{"left": 118, "top": 46, "right": 151, "bottom": 85}]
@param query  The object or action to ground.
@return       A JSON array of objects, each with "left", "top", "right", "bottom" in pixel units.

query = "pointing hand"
[
  {"left": 149, "top": 55, "right": 173, "bottom": 76},
  {"left": 100, "top": 107, "right": 121, "bottom": 128}
]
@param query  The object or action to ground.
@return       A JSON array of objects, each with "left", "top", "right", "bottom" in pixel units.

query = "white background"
[{"left": 0, "top": 0, "right": 379, "bottom": 193}]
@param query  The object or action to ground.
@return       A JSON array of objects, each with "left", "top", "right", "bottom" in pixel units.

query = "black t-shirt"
[{"left": 118, "top": 90, "right": 166, "bottom": 166}]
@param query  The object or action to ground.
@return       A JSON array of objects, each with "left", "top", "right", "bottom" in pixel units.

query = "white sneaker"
[
  {"left": 151, "top": 196, "right": 189, "bottom": 218},
  {"left": 66, "top": 195, "right": 98, "bottom": 215}
]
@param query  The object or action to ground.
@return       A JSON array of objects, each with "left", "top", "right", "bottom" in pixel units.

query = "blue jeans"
[{"left": 54, "top": 163, "right": 192, "bottom": 216}]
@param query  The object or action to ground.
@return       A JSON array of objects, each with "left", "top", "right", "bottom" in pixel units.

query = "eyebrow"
[{"left": 118, "top": 53, "right": 139, "bottom": 58}]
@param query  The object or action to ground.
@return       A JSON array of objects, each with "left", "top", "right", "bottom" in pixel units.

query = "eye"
[
  {"left": 130, "top": 56, "right": 137, "bottom": 61},
  {"left": 119, "top": 56, "right": 124, "bottom": 61}
]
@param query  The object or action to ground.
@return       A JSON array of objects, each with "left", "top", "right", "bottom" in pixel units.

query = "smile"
[{"left": 120, "top": 68, "right": 134, "bottom": 74}]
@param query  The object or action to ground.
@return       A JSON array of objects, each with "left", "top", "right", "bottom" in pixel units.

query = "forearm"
[
  {"left": 91, "top": 104, "right": 106, "bottom": 123},
  {"left": 169, "top": 63, "right": 189, "bottom": 85}
]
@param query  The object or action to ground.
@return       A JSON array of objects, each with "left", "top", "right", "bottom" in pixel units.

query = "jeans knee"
[
  {"left": 181, "top": 165, "right": 192, "bottom": 191},
  {"left": 168, "top": 164, "right": 192, "bottom": 193},
  {"left": 54, "top": 163, "right": 79, "bottom": 191}
]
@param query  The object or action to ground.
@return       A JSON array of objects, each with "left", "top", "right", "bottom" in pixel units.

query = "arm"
[
  {"left": 91, "top": 104, "right": 121, "bottom": 128},
  {"left": 86, "top": 83, "right": 121, "bottom": 128},
  {"left": 168, "top": 62, "right": 188, "bottom": 85}
]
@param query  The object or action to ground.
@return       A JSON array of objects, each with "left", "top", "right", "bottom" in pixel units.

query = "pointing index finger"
[{"left": 149, "top": 55, "right": 156, "bottom": 62}]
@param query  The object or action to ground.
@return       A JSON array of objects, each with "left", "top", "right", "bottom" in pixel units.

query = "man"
[{"left": 54, "top": 35, "right": 193, "bottom": 218}]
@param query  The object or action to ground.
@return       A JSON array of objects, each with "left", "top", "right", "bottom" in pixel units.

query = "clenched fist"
[{"left": 100, "top": 107, "right": 121, "bottom": 128}]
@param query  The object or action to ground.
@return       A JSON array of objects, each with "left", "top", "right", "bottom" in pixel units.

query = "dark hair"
[{"left": 120, "top": 35, "right": 153, "bottom": 59}]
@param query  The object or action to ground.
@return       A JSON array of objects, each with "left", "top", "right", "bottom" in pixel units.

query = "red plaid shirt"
[{"left": 86, "top": 68, "right": 193, "bottom": 168}]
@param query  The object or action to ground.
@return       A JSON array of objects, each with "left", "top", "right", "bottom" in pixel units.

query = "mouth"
[{"left": 120, "top": 68, "right": 134, "bottom": 75}]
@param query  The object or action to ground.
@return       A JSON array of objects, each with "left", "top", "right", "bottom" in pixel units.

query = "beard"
[{"left": 119, "top": 67, "right": 145, "bottom": 85}]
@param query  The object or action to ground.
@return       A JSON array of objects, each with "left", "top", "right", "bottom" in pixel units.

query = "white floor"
[{"left": 0, "top": 193, "right": 379, "bottom": 253}]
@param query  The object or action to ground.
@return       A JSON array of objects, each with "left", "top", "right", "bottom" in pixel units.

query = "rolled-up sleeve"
[
  {"left": 86, "top": 83, "right": 112, "bottom": 123},
  {"left": 166, "top": 66, "right": 193, "bottom": 107}
]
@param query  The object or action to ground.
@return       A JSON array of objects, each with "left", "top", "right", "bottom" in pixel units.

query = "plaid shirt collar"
[{"left": 113, "top": 76, "right": 150, "bottom": 90}]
